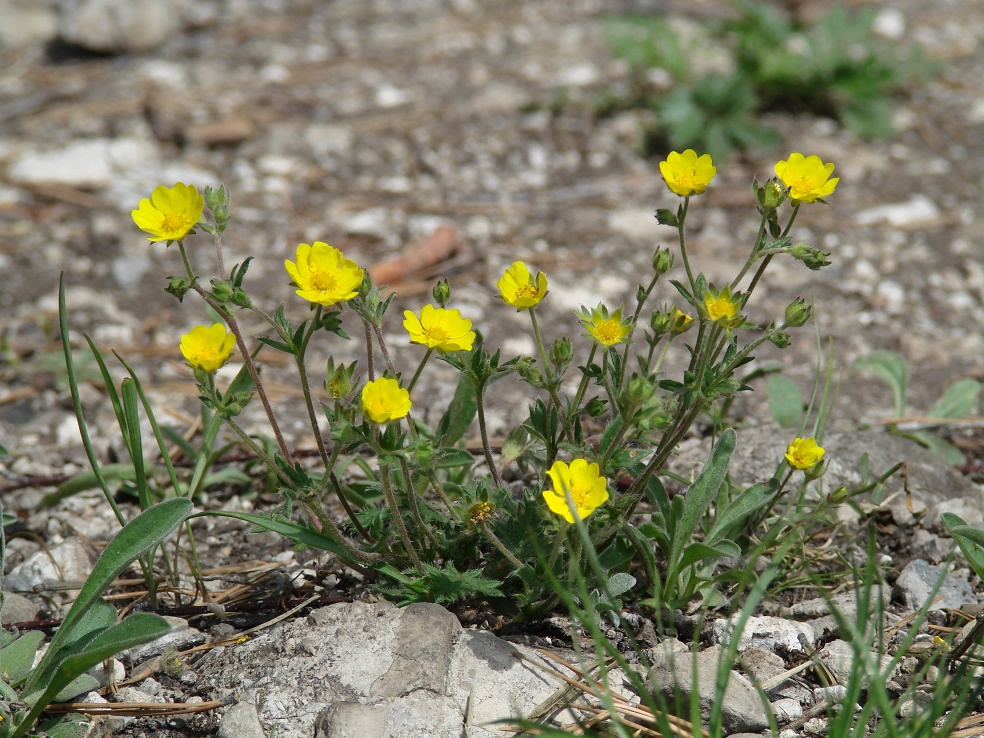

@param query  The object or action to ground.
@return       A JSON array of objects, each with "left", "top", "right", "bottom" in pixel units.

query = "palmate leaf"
[{"left": 398, "top": 563, "right": 504, "bottom": 606}]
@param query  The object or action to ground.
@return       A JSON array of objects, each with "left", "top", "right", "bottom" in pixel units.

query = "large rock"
[
  {"left": 2, "top": 537, "right": 92, "bottom": 603},
  {"left": 198, "top": 600, "right": 569, "bottom": 738}
]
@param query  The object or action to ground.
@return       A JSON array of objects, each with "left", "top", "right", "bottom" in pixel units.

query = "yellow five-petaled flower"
[
  {"left": 361, "top": 377, "right": 412, "bottom": 424},
  {"left": 543, "top": 458, "right": 610, "bottom": 524},
  {"left": 403, "top": 304, "right": 476, "bottom": 353},
  {"left": 659, "top": 149, "right": 717, "bottom": 197},
  {"left": 497, "top": 261, "right": 548, "bottom": 310},
  {"left": 774, "top": 153, "right": 839, "bottom": 204},
  {"left": 703, "top": 285, "right": 741, "bottom": 327},
  {"left": 285, "top": 242, "right": 364, "bottom": 306},
  {"left": 578, "top": 304, "right": 632, "bottom": 348},
  {"left": 131, "top": 182, "right": 204, "bottom": 243},
  {"left": 180, "top": 323, "right": 236, "bottom": 374},
  {"left": 785, "top": 437, "right": 825, "bottom": 470}
]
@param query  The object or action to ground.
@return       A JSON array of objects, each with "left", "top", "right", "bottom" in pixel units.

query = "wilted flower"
[
  {"left": 468, "top": 501, "right": 495, "bottom": 526},
  {"left": 361, "top": 377, "right": 411, "bottom": 424},
  {"left": 285, "top": 242, "right": 364, "bottom": 306},
  {"left": 497, "top": 261, "right": 547, "bottom": 310},
  {"left": 403, "top": 304, "right": 475, "bottom": 353},
  {"left": 785, "top": 437, "right": 825, "bottom": 470},
  {"left": 179, "top": 323, "right": 236, "bottom": 373},
  {"left": 774, "top": 153, "right": 839, "bottom": 204},
  {"left": 578, "top": 304, "right": 632, "bottom": 348},
  {"left": 132, "top": 183, "right": 204, "bottom": 243},
  {"left": 543, "top": 459, "right": 610, "bottom": 524},
  {"left": 659, "top": 149, "right": 716, "bottom": 197}
]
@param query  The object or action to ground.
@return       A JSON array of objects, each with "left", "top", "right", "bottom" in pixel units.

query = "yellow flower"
[
  {"left": 403, "top": 304, "right": 476, "bottom": 353},
  {"left": 361, "top": 377, "right": 411, "bottom": 424},
  {"left": 670, "top": 309, "right": 694, "bottom": 336},
  {"left": 785, "top": 437, "right": 825, "bottom": 470},
  {"left": 131, "top": 183, "right": 204, "bottom": 242},
  {"left": 659, "top": 149, "right": 716, "bottom": 197},
  {"left": 285, "top": 242, "right": 364, "bottom": 306},
  {"left": 578, "top": 304, "right": 631, "bottom": 348},
  {"left": 543, "top": 459, "right": 610, "bottom": 524},
  {"left": 703, "top": 285, "right": 741, "bottom": 326},
  {"left": 497, "top": 261, "right": 548, "bottom": 310},
  {"left": 774, "top": 153, "right": 839, "bottom": 204},
  {"left": 179, "top": 323, "right": 236, "bottom": 373}
]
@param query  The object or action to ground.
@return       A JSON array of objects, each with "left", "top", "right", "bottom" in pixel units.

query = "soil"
[{"left": 1, "top": 0, "right": 984, "bottom": 735}]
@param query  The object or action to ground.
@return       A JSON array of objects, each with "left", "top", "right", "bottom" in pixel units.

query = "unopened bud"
[
  {"left": 165, "top": 275, "right": 192, "bottom": 302},
  {"left": 784, "top": 298, "right": 811, "bottom": 328},
  {"left": 325, "top": 358, "right": 357, "bottom": 398},
  {"left": 652, "top": 247, "right": 674, "bottom": 275},
  {"left": 210, "top": 279, "right": 234, "bottom": 302},
  {"left": 769, "top": 330, "right": 791, "bottom": 349},
  {"left": 432, "top": 279, "right": 451, "bottom": 306},
  {"left": 669, "top": 309, "right": 694, "bottom": 336},
  {"left": 761, "top": 178, "right": 787, "bottom": 210},
  {"left": 549, "top": 337, "right": 573, "bottom": 368},
  {"left": 625, "top": 374, "right": 656, "bottom": 405},
  {"left": 789, "top": 243, "right": 831, "bottom": 271},
  {"left": 516, "top": 358, "right": 542, "bottom": 385}
]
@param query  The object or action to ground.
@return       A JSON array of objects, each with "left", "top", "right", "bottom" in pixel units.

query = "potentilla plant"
[{"left": 60, "top": 149, "right": 839, "bottom": 615}]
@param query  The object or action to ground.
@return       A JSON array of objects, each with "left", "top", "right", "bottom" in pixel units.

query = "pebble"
[
  {"left": 59, "top": 0, "right": 185, "bottom": 53},
  {"left": 896, "top": 559, "right": 977, "bottom": 611}
]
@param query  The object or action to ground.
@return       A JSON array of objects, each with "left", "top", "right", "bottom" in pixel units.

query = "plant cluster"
[
  {"left": 54, "top": 149, "right": 845, "bottom": 621},
  {"left": 602, "top": 3, "right": 933, "bottom": 159}
]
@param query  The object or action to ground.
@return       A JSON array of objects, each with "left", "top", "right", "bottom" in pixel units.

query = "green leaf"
[
  {"left": 38, "top": 714, "right": 91, "bottom": 738},
  {"left": 903, "top": 431, "right": 965, "bottom": 466},
  {"left": 670, "top": 429, "right": 736, "bottom": 568},
  {"left": 121, "top": 379, "right": 151, "bottom": 510},
  {"left": 942, "top": 514, "right": 984, "bottom": 582},
  {"left": 40, "top": 464, "right": 141, "bottom": 509},
  {"left": 766, "top": 375, "right": 803, "bottom": 428},
  {"left": 927, "top": 378, "right": 981, "bottom": 419},
  {"left": 27, "top": 498, "right": 191, "bottom": 693},
  {"left": 0, "top": 631, "right": 44, "bottom": 683},
  {"left": 597, "top": 416, "right": 624, "bottom": 461},
  {"left": 854, "top": 351, "right": 907, "bottom": 417},
  {"left": 706, "top": 480, "right": 776, "bottom": 545},
  {"left": 436, "top": 373, "right": 477, "bottom": 445},
  {"left": 606, "top": 572, "right": 636, "bottom": 599}
]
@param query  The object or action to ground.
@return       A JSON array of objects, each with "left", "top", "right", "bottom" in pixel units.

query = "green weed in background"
[{"left": 602, "top": 3, "right": 934, "bottom": 160}]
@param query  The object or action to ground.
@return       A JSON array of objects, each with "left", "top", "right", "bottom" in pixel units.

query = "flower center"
[
  {"left": 310, "top": 271, "right": 339, "bottom": 293},
  {"left": 595, "top": 319, "right": 622, "bottom": 345},
  {"left": 515, "top": 284, "right": 539, "bottom": 299},
  {"left": 425, "top": 325, "right": 450, "bottom": 342},
  {"left": 707, "top": 296, "right": 736, "bottom": 321},
  {"left": 675, "top": 171, "right": 699, "bottom": 188},
  {"left": 161, "top": 213, "right": 186, "bottom": 236}
]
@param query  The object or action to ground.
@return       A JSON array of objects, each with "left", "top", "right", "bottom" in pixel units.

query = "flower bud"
[
  {"left": 784, "top": 298, "right": 812, "bottom": 328},
  {"left": 165, "top": 275, "right": 192, "bottom": 302},
  {"left": 650, "top": 308, "right": 673, "bottom": 337},
  {"left": 210, "top": 279, "right": 234, "bottom": 303},
  {"left": 231, "top": 288, "right": 252, "bottom": 308},
  {"left": 516, "top": 358, "right": 542, "bottom": 385},
  {"left": 769, "top": 330, "right": 791, "bottom": 349},
  {"left": 583, "top": 397, "right": 607, "bottom": 417},
  {"left": 669, "top": 309, "right": 694, "bottom": 336},
  {"left": 549, "top": 337, "right": 573, "bottom": 368},
  {"left": 761, "top": 178, "right": 787, "bottom": 210},
  {"left": 205, "top": 184, "right": 230, "bottom": 209},
  {"left": 625, "top": 374, "right": 656, "bottom": 406},
  {"left": 652, "top": 247, "right": 674, "bottom": 275},
  {"left": 789, "top": 243, "right": 831, "bottom": 271},
  {"left": 432, "top": 279, "right": 451, "bottom": 306},
  {"left": 325, "top": 358, "right": 357, "bottom": 398}
]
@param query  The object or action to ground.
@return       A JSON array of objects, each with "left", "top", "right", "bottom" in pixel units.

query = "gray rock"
[
  {"left": 648, "top": 645, "right": 770, "bottom": 733},
  {"left": 8, "top": 139, "right": 158, "bottom": 190},
  {"left": 896, "top": 559, "right": 977, "bottom": 611},
  {"left": 59, "top": 0, "right": 186, "bottom": 53},
  {"left": 217, "top": 702, "right": 266, "bottom": 738},
  {"left": 2, "top": 538, "right": 92, "bottom": 601},
  {"left": 819, "top": 639, "right": 895, "bottom": 686},
  {"left": 712, "top": 615, "right": 816, "bottom": 654},
  {"left": 0, "top": 0, "right": 59, "bottom": 49},
  {"left": 121, "top": 617, "right": 206, "bottom": 666},
  {"left": 197, "top": 601, "right": 568, "bottom": 738},
  {"left": 0, "top": 592, "right": 41, "bottom": 624},
  {"left": 771, "top": 698, "right": 803, "bottom": 721}
]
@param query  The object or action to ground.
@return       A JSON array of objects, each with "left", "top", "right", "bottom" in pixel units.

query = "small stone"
[
  {"left": 711, "top": 615, "right": 815, "bottom": 654},
  {"left": 803, "top": 717, "right": 828, "bottom": 735},
  {"left": 217, "top": 702, "right": 265, "bottom": 738},
  {"left": 896, "top": 559, "right": 976, "bottom": 611},
  {"left": 813, "top": 685, "right": 847, "bottom": 705},
  {"left": 3, "top": 538, "right": 92, "bottom": 601},
  {"left": 772, "top": 698, "right": 803, "bottom": 721},
  {"left": 0, "top": 592, "right": 41, "bottom": 624},
  {"left": 854, "top": 195, "right": 940, "bottom": 229}
]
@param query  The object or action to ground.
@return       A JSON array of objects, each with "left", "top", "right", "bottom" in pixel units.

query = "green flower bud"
[
  {"left": 210, "top": 279, "right": 234, "bottom": 303},
  {"left": 784, "top": 298, "right": 812, "bottom": 328},
  {"left": 516, "top": 357, "right": 542, "bottom": 385},
  {"left": 625, "top": 374, "right": 656, "bottom": 406},
  {"left": 583, "top": 397, "right": 607, "bottom": 417},
  {"left": 650, "top": 307, "right": 673, "bottom": 337},
  {"left": 165, "top": 275, "right": 192, "bottom": 302},
  {"left": 223, "top": 391, "right": 253, "bottom": 416},
  {"left": 789, "top": 243, "right": 831, "bottom": 271},
  {"left": 652, "top": 246, "right": 674, "bottom": 275},
  {"left": 432, "top": 279, "right": 451, "bottom": 307},
  {"left": 769, "top": 330, "right": 791, "bottom": 349},
  {"left": 325, "top": 358, "right": 357, "bottom": 398},
  {"left": 669, "top": 308, "right": 694, "bottom": 336},
  {"left": 231, "top": 288, "right": 252, "bottom": 309},
  {"left": 761, "top": 178, "right": 787, "bottom": 210},
  {"left": 204, "top": 184, "right": 230, "bottom": 209},
  {"left": 549, "top": 337, "right": 573, "bottom": 368}
]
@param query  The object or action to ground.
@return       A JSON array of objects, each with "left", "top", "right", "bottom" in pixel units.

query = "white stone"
[
  {"left": 60, "top": 0, "right": 186, "bottom": 53},
  {"left": 711, "top": 615, "right": 815, "bottom": 653},
  {"left": 854, "top": 195, "right": 940, "bottom": 228},
  {"left": 0, "top": 0, "right": 58, "bottom": 49},
  {"left": 9, "top": 139, "right": 158, "bottom": 190},
  {"left": 872, "top": 8, "right": 906, "bottom": 40},
  {"left": 3, "top": 538, "right": 93, "bottom": 598}
]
